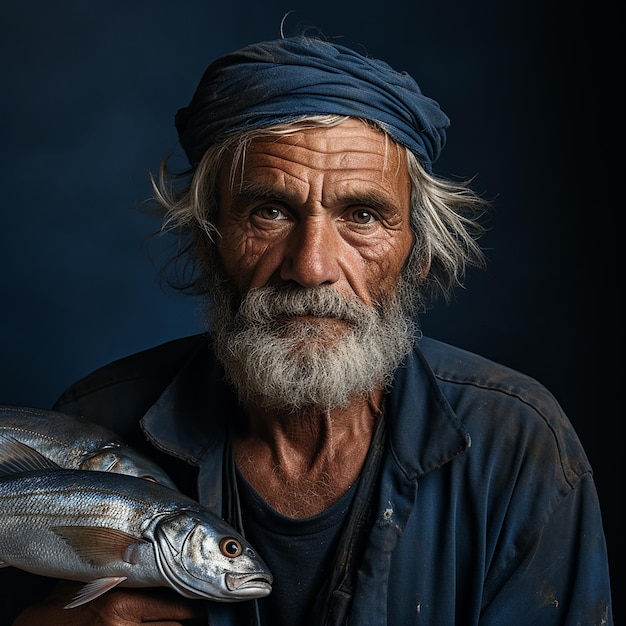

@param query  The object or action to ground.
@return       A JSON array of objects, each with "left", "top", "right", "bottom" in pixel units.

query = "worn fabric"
[
  {"left": 175, "top": 37, "right": 450, "bottom": 172},
  {"left": 3, "top": 334, "right": 613, "bottom": 625}
]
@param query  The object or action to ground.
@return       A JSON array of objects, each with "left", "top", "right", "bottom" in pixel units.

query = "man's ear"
[{"left": 417, "top": 258, "right": 431, "bottom": 281}]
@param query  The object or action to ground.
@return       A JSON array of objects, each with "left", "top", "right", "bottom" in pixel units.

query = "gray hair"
[{"left": 149, "top": 115, "right": 487, "bottom": 305}]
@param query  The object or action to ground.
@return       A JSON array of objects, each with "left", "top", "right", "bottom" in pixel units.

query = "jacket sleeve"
[{"left": 480, "top": 471, "right": 613, "bottom": 625}]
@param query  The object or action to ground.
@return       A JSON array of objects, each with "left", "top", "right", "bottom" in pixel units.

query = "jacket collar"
[
  {"left": 387, "top": 343, "right": 471, "bottom": 480},
  {"left": 140, "top": 341, "right": 233, "bottom": 465}
]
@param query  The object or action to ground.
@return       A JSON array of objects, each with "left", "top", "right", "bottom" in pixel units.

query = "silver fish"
[
  {"left": 0, "top": 404, "right": 176, "bottom": 488},
  {"left": 0, "top": 468, "right": 273, "bottom": 608}
]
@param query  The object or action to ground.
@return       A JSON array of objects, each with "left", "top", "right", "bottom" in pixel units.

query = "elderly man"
[{"left": 11, "top": 37, "right": 613, "bottom": 625}]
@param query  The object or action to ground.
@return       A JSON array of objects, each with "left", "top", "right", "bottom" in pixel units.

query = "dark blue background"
[{"left": 1, "top": 0, "right": 618, "bottom": 618}]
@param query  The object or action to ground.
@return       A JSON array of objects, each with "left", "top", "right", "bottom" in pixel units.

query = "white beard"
[{"left": 207, "top": 283, "right": 418, "bottom": 412}]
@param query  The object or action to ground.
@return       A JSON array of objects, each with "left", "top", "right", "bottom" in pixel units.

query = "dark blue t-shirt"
[{"left": 237, "top": 469, "right": 358, "bottom": 626}]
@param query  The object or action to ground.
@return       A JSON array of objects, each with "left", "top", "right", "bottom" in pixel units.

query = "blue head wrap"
[{"left": 175, "top": 37, "right": 450, "bottom": 172}]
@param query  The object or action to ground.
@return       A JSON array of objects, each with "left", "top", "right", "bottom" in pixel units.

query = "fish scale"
[
  {"left": 0, "top": 404, "right": 177, "bottom": 488},
  {"left": 0, "top": 468, "right": 273, "bottom": 608}
]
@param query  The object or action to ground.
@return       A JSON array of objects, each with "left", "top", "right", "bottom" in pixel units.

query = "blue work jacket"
[{"left": 44, "top": 333, "right": 613, "bottom": 625}]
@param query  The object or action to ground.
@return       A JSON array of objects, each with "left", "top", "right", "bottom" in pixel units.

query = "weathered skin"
[
  {"left": 0, "top": 404, "right": 176, "bottom": 488},
  {"left": 0, "top": 468, "right": 273, "bottom": 608}
]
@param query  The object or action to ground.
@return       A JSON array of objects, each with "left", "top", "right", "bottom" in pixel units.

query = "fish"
[
  {"left": 0, "top": 404, "right": 176, "bottom": 488},
  {"left": 0, "top": 467, "right": 273, "bottom": 608}
]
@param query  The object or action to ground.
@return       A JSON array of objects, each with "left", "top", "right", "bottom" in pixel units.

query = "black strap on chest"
[{"left": 310, "top": 410, "right": 388, "bottom": 626}]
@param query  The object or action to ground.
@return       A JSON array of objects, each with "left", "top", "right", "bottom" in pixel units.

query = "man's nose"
[{"left": 279, "top": 218, "right": 342, "bottom": 287}]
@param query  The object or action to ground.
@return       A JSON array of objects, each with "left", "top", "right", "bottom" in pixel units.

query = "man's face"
[
  {"left": 215, "top": 118, "right": 414, "bottom": 306},
  {"left": 207, "top": 119, "right": 417, "bottom": 412}
]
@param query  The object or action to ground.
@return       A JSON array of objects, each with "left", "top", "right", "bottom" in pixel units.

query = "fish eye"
[{"left": 220, "top": 537, "right": 243, "bottom": 558}]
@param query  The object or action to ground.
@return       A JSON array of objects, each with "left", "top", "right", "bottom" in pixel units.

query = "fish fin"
[
  {"left": 52, "top": 526, "right": 147, "bottom": 566},
  {"left": 0, "top": 434, "right": 61, "bottom": 474},
  {"left": 64, "top": 576, "right": 128, "bottom": 609}
]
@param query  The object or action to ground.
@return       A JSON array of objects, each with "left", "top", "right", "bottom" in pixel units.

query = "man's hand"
[{"left": 12, "top": 581, "right": 207, "bottom": 625}]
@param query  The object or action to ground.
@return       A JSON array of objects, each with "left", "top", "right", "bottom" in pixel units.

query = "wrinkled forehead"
[
  {"left": 234, "top": 118, "right": 402, "bottom": 169},
  {"left": 175, "top": 37, "right": 450, "bottom": 174},
  {"left": 219, "top": 119, "right": 409, "bottom": 200}
]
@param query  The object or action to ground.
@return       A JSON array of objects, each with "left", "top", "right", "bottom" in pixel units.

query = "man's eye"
[
  {"left": 351, "top": 209, "right": 376, "bottom": 224},
  {"left": 254, "top": 206, "right": 287, "bottom": 220}
]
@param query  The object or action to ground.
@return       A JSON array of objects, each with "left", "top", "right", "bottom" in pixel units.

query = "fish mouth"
[{"left": 225, "top": 572, "right": 273, "bottom": 596}]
